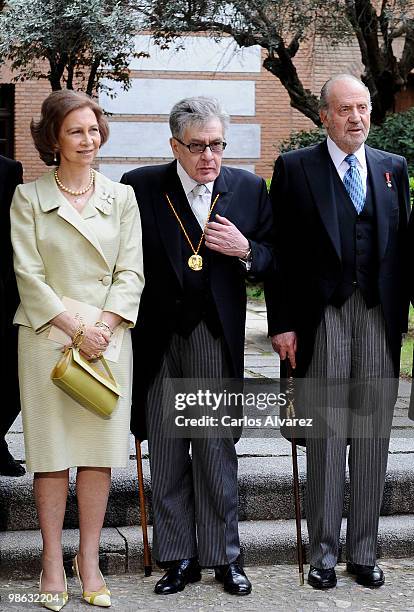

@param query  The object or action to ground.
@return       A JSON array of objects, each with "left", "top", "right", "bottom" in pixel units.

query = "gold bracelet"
[
  {"left": 72, "top": 328, "right": 85, "bottom": 349},
  {"left": 95, "top": 320, "right": 113, "bottom": 336},
  {"left": 72, "top": 321, "right": 86, "bottom": 349}
]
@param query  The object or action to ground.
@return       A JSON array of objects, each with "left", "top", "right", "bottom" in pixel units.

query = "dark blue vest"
[
  {"left": 173, "top": 193, "right": 222, "bottom": 338},
  {"left": 329, "top": 167, "right": 380, "bottom": 308}
]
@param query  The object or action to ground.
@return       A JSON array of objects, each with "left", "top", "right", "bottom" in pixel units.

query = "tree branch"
[
  {"left": 46, "top": 51, "right": 67, "bottom": 90},
  {"left": 264, "top": 39, "right": 321, "bottom": 125}
]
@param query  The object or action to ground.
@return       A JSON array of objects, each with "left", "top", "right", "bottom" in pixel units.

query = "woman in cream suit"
[{"left": 11, "top": 91, "right": 144, "bottom": 610}]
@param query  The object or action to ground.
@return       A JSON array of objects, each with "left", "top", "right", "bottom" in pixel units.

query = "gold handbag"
[{"left": 51, "top": 348, "right": 121, "bottom": 418}]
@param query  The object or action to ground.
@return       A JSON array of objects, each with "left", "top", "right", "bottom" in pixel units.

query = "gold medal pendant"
[
  {"left": 188, "top": 254, "right": 203, "bottom": 271},
  {"left": 164, "top": 192, "right": 220, "bottom": 273}
]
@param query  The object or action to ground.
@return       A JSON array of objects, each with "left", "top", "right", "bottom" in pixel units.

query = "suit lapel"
[
  {"left": 211, "top": 168, "right": 233, "bottom": 219},
  {"left": 56, "top": 204, "right": 109, "bottom": 266},
  {"left": 365, "top": 146, "right": 393, "bottom": 262},
  {"left": 302, "top": 142, "right": 342, "bottom": 261},
  {"left": 155, "top": 161, "right": 184, "bottom": 285},
  {"left": 36, "top": 171, "right": 109, "bottom": 268}
]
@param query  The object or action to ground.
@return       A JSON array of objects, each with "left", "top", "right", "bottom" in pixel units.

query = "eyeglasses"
[{"left": 174, "top": 137, "right": 227, "bottom": 154}]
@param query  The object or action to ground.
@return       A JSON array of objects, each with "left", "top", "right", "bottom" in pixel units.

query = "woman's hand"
[
  {"left": 79, "top": 326, "right": 111, "bottom": 361},
  {"left": 52, "top": 310, "right": 123, "bottom": 361}
]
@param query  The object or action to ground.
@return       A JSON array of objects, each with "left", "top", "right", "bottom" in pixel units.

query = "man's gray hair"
[
  {"left": 169, "top": 96, "right": 230, "bottom": 139},
  {"left": 319, "top": 74, "right": 372, "bottom": 112}
]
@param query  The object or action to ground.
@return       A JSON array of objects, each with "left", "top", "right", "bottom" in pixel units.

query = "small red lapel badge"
[{"left": 385, "top": 172, "right": 392, "bottom": 188}]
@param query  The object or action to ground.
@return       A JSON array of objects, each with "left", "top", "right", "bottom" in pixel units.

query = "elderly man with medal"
[{"left": 122, "top": 96, "right": 273, "bottom": 597}]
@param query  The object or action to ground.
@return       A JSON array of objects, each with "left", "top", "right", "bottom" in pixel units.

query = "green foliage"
[
  {"left": 279, "top": 128, "right": 325, "bottom": 153},
  {"left": 401, "top": 305, "right": 414, "bottom": 378},
  {"left": 367, "top": 108, "right": 414, "bottom": 176},
  {"left": 401, "top": 335, "right": 413, "bottom": 378},
  {"left": 246, "top": 282, "right": 264, "bottom": 300},
  {"left": 278, "top": 108, "right": 414, "bottom": 176},
  {"left": 0, "top": 0, "right": 145, "bottom": 95}
]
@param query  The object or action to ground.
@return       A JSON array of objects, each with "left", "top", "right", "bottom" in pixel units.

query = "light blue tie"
[{"left": 343, "top": 154, "right": 365, "bottom": 214}]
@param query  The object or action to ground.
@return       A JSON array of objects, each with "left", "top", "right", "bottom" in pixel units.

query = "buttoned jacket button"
[{"left": 101, "top": 275, "right": 111, "bottom": 286}]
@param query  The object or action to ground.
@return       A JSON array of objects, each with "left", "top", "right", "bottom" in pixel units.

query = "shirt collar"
[
  {"left": 326, "top": 136, "right": 366, "bottom": 171},
  {"left": 176, "top": 161, "right": 214, "bottom": 196}
]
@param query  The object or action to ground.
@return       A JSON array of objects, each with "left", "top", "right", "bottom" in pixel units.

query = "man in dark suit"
[
  {"left": 122, "top": 96, "right": 272, "bottom": 596},
  {"left": 0, "top": 154, "right": 24, "bottom": 476},
  {"left": 265, "top": 75, "right": 410, "bottom": 589}
]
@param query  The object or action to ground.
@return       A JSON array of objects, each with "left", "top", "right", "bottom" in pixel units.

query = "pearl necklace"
[{"left": 54, "top": 168, "right": 95, "bottom": 196}]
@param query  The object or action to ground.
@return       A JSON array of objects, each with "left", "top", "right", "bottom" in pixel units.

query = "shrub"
[
  {"left": 279, "top": 128, "right": 325, "bottom": 153},
  {"left": 368, "top": 109, "right": 414, "bottom": 176}
]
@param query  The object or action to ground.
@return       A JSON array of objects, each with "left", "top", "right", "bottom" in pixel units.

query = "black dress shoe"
[
  {"left": 346, "top": 561, "right": 384, "bottom": 587},
  {"left": 214, "top": 562, "right": 252, "bottom": 595},
  {"left": 154, "top": 558, "right": 201, "bottom": 595},
  {"left": 0, "top": 448, "right": 25, "bottom": 477},
  {"left": 308, "top": 566, "right": 337, "bottom": 589}
]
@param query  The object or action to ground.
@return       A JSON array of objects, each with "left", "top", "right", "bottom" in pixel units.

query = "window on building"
[{"left": 0, "top": 85, "right": 15, "bottom": 159}]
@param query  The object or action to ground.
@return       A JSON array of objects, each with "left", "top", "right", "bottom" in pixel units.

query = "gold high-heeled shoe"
[
  {"left": 72, "top": 554, "right": 111, "bottom": 607},
  {"left": 39, "top": 569, "right": 68, "bottom": 611}
]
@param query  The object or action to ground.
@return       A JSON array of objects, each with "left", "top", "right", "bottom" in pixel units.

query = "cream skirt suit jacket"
[{"left": 10, "top": 170, "right": 144, "bottom": 472}]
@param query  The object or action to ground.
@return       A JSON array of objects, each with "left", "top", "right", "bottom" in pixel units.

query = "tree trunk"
[
  {"left": 345, "top": 0, "right": 412, "bottom": 124},
  {"left": 263, "top": 51, "right": 321, "bottom": 126},
  {"left": 66, "top": 60, "right": 75, "bottom": 90},
  {"left": 86, "top": 57, "right": 101, "bottom": 96},
  {"left": 47, "top": 54, "right": 67, "bottom": 91}
]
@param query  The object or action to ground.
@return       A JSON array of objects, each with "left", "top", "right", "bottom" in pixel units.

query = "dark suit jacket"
[
  {"left": 0, "top": 155, "right": 23, "bottom": 436},
  {"left": 0, "top": 155, "right": 23, "bottom": 337},
  {"left": 265, "top": 141, "right": 410, "bottom": 380},
  {"left": 122, "top": 161, "right": 273, "bottom": 440}
]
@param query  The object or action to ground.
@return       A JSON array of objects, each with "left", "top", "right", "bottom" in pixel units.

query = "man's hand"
[
  {"left": 270, "top": 331, "right": 297, "bottom": 369},
  {"left": 205, "top": 214, "right": 249, "bottom": 257}
]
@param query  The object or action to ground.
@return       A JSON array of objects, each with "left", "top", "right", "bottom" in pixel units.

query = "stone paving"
[{"left": 0, "top": 560, "right": 414, "bottom": 611}]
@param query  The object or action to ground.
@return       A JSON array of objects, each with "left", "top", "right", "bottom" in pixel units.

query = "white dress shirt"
[
  {"left": 326, "top": 136, "right": 367, "bottom": 196},
  {"left": 177, "top": 161, "right": 214, "bottom": 228}
]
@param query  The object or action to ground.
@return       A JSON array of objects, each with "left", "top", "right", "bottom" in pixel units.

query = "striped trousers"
[
  {"left": 145, "top": 321, "right": 240, "bottom": 566},
  {"left": 304, "top": 291, "right": 397, "bottom": 568}
]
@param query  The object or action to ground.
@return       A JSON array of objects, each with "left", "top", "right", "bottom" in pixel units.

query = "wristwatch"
[{"left": 239, "top": 242, "right": 252, "bottom": 271}]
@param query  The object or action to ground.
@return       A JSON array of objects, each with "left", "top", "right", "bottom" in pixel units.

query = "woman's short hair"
[{"left": 31, "top": 90, "right": 109, "bottom": 166}]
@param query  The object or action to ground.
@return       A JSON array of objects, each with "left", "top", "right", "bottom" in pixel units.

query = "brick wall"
[
  {"left": 14, "top": 80, "right": 51, "bottom": 182},
  {"left": 1, "top": 35, "right": 412, "bottom": 181}
]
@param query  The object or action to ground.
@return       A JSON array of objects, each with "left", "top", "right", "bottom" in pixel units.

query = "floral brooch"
[{"left": 99, "top": 192, "right": 115, "bottom": 214}]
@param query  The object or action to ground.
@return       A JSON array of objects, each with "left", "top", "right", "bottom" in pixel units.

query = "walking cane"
[
  {"left": 135, "top": 438, "right": 152, "bottom": 576},
  {"left": 286, "top": 360, "right": 304, "bottom": 585}
]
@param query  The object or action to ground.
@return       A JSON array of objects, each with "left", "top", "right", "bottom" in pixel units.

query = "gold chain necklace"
[
  {"left": 54, "top": 168, "right": 95, "bottom": 196},
  {"left": 165, "top": 192, "right": 220, "bottom": 270}
]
